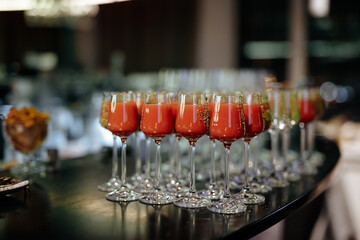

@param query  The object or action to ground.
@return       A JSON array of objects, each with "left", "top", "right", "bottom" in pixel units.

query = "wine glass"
[
  {"left": 267, "top": 87, "right": 289, "bottom": 188},
  {"left": 198, "top": 92, "right": 223, "bottom": 200},
  {"left": 4, "top": 106, "right": 49, "bottom": 175},
  {"left": 165, "top": 91, "right": 189, "bottom": 197},
  {"left": 281, "top": 88, "right": 301, "bottom": 181},
  {"left": 173, "top": 92, "right": 211, "bottom": 208},
  {"left": 233, "top": 92, "right": 266, "bottom": 205},
  {"left": 131, "top": 91, "right": 145, "bottom": 184},
  {"left": 249, "top": 94, "right": 272, "bottom": 193},
  {"left": 139, "top": 92, "right": 175, "bottom": 205},
  {"left": 106, "top": 92, "right": 141, "bottom": 202},
  {"left": 207, "top": 94, "right": 247, "bottom": 214},
  {"left": 98, "top": 92, "right": 122, "bottom": 192},
  {"left": 298, "top": 88, "right": 318, "bottom": 175},
  {"left": 306, "top": 87, "right": 326, "bottom": 167}
]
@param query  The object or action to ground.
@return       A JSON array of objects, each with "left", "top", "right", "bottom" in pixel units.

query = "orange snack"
[{"left": 4, "top": 107, "right": 50, "bottom": 154}]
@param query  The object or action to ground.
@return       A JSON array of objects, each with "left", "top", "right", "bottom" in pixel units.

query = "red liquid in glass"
[
  {"left": 243, "top": 104, "right": 264, "bottom": 139},
  {"left": 136, "top": 99, "right": 144, "bottom": 117},
  {"left": 175, "top": 104, "right": 208, "bottom": 141},
  {"left": 141, "top": 104, "right": 174, "bottom": 138},
  {"left": 107, "top": 101, "right": 139, "bottom": 137},
  {"left": 171, "top": 101, "right": 178, "bottom": 119},
  {"left": 299, "top": 99, "right": 316, "bottom": 124},
  {"left": 209, "top": 103, "right": 244, "bottom": 144}
]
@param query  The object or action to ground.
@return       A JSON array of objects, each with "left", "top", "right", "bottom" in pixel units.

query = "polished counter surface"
[{"left": 0, "top": 137, "right": 340, "bottom": 240}]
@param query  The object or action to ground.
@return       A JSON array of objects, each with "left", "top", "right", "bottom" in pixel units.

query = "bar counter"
[{"left": 0, "top": 136, "right": 340, "bottom": 240}]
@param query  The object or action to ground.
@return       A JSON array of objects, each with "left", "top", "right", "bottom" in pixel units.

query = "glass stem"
[
  {"left": 111, "top": 134, "right": 119, "bottom": 178},
  {"left": 270, "top": 130, "right": 279, "bottom": 173},
  {"left": 282, "top": 128, "right": 289, "bottom": 165},
  {"left": 307, "top": 122, "right": 315, "bottom": 160},
  {"left": 135, "top": 132, "right": 141, "bottom": 176},
  {"left": 155, "top": 141, "right": 161, "bottom": 191},
  {"left": 243, "top": 141, "right": 250, "bottom": 189},
  {"left": 145, "top": 137, "right": 151, "bottom": 178},
  {"left": 300, "top": 122, "right": 306, "bottom": 166},
  {"left": 223, "top": 146, "right": 231, "bottom": 198},
  {"left": 253, "top": 138, "right": 259, "bottom": 178},
  {"left": 189, "top": 142, "right": 196, "bottom": 194},
  {"left": 121, "top": 138, "right": 127, "bottom": 186},
  {"left": 175, "top": 137, "right": 181, "bottom": 179},
  {"left": 210, "top": 139, "right": 216, "bottom": 185},
  {"left": 169, "top": 134, "right": 176, "bottom": 176}
]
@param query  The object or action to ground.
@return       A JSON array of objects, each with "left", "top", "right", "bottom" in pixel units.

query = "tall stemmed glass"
[
  {"left": 198, "top": 92, "right": 223, "bottom": 200},
  {"left": 173, "top": 92, "right": 211, "bottom": 208},
  {"left": 307, "top": 87, "right": 325, "bottom": 167},
  {"left": 133, "top": 92, "right": 155, "bottom": 193},
  {"left": 267, "top": 88, "right": 289, "bottom": 188},
  {"left": 106, "top": 92, "right": 141, "bottom": 202},
  {"left": 165, "top": 91, "right": 189, "bottom": 197},
  {"left": 281, "top": 89, "right": 300, "bottom": 181},
  {"left": 233, "top": 92, "right": 266, "bottom": 205},
  {"left": 298, "top": 88, "right": 317, "bottom": 175},
  {"left": 131, "top": 92, "right": 145, "bottom": 184},
  {"left": 140, "top": 92, "right": 175, "bottom": 205},
  {"left": 207, "top": 94, "right": 247, "bottom": 214},
  {"left": 98, "top": 92, "right": 122, "bottom": 192},
  {"left": 250, "top": 95, "right": 272, "bottom": 193}
]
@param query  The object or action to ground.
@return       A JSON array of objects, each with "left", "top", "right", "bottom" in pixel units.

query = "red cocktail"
[
  {"left": 299, "top": 99, "right": 316, "bottom": 124},
  {"left": 141, "top": 104, "right": 174, "bottom": 140},
  {"left": 243, "top": 103, "right": 264, "bottom": 141},
  {"left": 106, "top": 92, "right": 141, "bottom": 202},
  {"left": 175, "top": 104, "right": 208, "bottom": 142},
  {"left": 174, "top": 93, "right": 211, "bottom": 209},
  {"left": 210, "top": 103, "right": 244, "bottom": 146},
  {"left": 107, "top": 101, "right": 139, "bottom": 137},
  {"left": 233, "top": 93, "right": 266, "bottom": 205},
  {"left": 207, "top": 94, "right": 246, "bottom": 214},
  {"left": 140, "top": 92, "right": 175, "bottom": 205}
]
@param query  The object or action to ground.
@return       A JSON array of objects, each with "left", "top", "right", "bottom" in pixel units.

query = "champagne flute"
[
  {"left": 233, "top": 92, "right": 266, "bottom": 205},
  {"left": 198, "top": 92, "right": 224, "bottom": 200},
  {"left": 281, "top": 89, "right": 301, "bottom": 181},
  {"left": 98, "top": 92, "right": 122, "bottom": 192},
  {"left": 173, "top": 92, "right": 211, "bottom": 208},
  {"left": 298, "top": 88, "right": 318, "bottom": 175},
  {"left": 307, "top": 87, "right": 325, "bottom": 167},
  {"left": 267, "top": 87, "right": 289, "bottom": 187},
  {"left": 140, "top": 92, "right": 175, "bottom": 205},
  {"left": 106, "top": 92, "right": 141, "bottom": 202},
  {"left": 207, "top": 94, "right": 247, "bottom": 214}
]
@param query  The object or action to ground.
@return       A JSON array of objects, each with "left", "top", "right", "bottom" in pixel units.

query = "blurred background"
[{"left": 0, "top": 0, "right": 359, "bottom": 239}]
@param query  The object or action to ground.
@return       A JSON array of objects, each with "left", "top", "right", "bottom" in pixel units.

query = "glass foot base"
[
  {"left": 251, "top": 182, "right": 272, "bottom": 194},
  {"left": 287, "top": 172, "right": 301, "bottom": 182},
  {"left": 174, "top": 193, "right": 211, "bottom": 208},
  {"left": 268, "top": 177, "right": 289, "bottom": 188},
  {"left": 207, "top": 197, "right": 246, "bottom": 214},
  {"left": 134, "top": 178, "right": 154, "bottom": 194},
  {"left": 98, "top": 177, "right": 121, "bottom": 192},
  {"left": 233, "top": 188, "right": 265, "bottom": 205},
  {"left": 165, "top": 185, "right": 189, "bottom": 198},
  {"left": 303, "top": 163, "right": 318, "bottom": 175},
  {"left": 205, "top": 181, "right": 224, "bottom": 190},
  {"left": 197, "top": 188, "right": 223, "bottom": 200},
  {"left": 139, "top": 190, "right": 174, "bottom": 205},
  {"left": 106, "top": 186, "right": 141, "bottom": 202}
]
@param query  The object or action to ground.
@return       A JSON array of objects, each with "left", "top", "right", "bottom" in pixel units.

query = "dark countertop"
[{"left": 0, "top": 136, "right": 340, "bottom": 240}]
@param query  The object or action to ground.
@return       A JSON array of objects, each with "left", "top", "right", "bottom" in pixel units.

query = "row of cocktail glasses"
[{"left": 97, "top": 88, "right": 324, "bottom": 214}]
